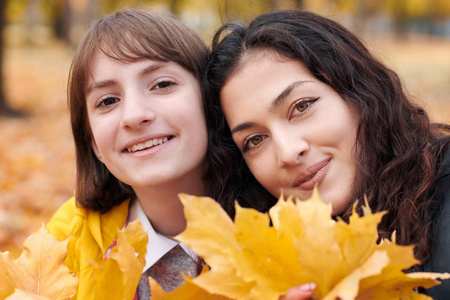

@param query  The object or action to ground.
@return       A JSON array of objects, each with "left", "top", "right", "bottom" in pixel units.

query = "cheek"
[
  {"left": 320, "top": 104, "right": 358, "bottom": 153},
  {"left": 245, "top": 154, "right": 279, "bottom": 193},
  {"left": 89, "top": 118, "right": 114, "bottom": 155},
  {"left": 336, "top": 119, "right": 358, "bottom": 164},
  {"left": 175, "top": 88, "right": 204, "bottom": 124},
  {"left": 179, "top": 102, "right": 206, "bottom": 133},
  {"left": 178, "top": 102, "right": 208, "bottom": 152}
]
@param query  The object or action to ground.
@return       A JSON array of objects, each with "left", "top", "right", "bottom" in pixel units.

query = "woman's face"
[{"left": 220, "top": 51, "right": 358, "bottom": 215}]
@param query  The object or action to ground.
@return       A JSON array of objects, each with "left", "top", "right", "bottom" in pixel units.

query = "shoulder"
[
  {"left": 438, "top": 139, "right": 450, "bottom": 179},
  {"left": 46, "top": 196, "right": 131, "bottom": 247},
  {"left": 434, "top": 138, "right": 450, "bottom": 202},
  {"left": 45, "top": 197, "right": 132, "bottom": 298},
  {"left": 46, "top": 196, "right": 87, "bottom": 241},
  {"left": 430, "top": 137, "right": 450, "bottom": 221},
  {"left": 423, "top": 139, "right": 450, "bottom": 297}
]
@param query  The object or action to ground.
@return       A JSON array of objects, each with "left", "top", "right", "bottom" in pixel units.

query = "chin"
[{"left": 330, "top": 197, "right": 353, "bottom": 216}]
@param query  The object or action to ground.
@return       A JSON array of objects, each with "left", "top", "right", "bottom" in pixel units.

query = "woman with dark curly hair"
[{"left": 205, "top": 9, "right": 450, "bottom": 299}]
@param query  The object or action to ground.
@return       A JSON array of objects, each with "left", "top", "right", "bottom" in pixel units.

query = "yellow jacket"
[{"left": 47, "top": 196, "right": 130, "bottom": 300}]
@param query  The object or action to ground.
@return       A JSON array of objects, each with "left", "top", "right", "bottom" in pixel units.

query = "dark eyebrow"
[
  {"left": 86, "top": 80, "right": 116, "bottom": 96},
  {"left": 140, "top": 63, "right": 163, "bottom": 77},
  {"left": 231, "top": 121, "right": 257, "bottom": 135},
  {"left": 86, "top": 63, "right": 164, "bottom": 95},
  {"left": 268, "top": 80, "right": 312, "bottom": 112}
]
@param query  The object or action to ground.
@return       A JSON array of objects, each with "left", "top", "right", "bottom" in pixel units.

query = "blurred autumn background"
[{"left": 0, "top": 0, "right": 449, "bottom": 255}]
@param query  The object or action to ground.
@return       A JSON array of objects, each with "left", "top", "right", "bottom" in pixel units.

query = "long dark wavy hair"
[
  {"left": 69, "top": 9, "right": 225, "bottom": 213},
  {"left": 204, "top": 9, "right": 450, "bottom": 265}
]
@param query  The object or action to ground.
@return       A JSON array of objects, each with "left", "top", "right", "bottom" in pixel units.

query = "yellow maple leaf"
[
  {"left": 0, "top": 225, "right": 78, "bottom": 300},
  {"left": 149, "top": 265, "right": 230, "bottom": 299},
  {"left": 269, "top": 189, "right": 346, "bottom": 297},
  {"left": 175, "top": 195, "right": 253, "bottom": 299},
  {"left": 355, "top": 239, "right": 445, "bottom": 300},
  {"left": 5, "top": 289, "right": 51, "bottom": 300},
  {"left": 175, "top": 191, "right": 450, "bottom": 300},
  {"left": 92, "top": 219, "right": 148, "bottom": 300}
]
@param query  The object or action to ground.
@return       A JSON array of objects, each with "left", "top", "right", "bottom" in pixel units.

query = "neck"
[{"left": 133, "top": 178, "right": 205, "bottom": 237}]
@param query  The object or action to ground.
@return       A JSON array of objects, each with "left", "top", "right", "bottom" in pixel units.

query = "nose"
[
  {"left": 120, "top": 93, "right": 156, "bottom": 129},
  {"left": 273, "top": 129, "right": 309, "bottom": 168}
]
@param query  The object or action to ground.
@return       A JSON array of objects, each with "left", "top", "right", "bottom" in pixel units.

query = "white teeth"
[
  {"left": 145, "top": 140, "right": 153, "bottom": 148},
  {"left": 127, "top": 137, "right": 169, "bottom": 153}
]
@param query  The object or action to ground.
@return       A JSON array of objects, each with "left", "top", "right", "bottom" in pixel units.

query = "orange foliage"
[{"left": 0, "top": 42, "right": 75, "bottom": 254}]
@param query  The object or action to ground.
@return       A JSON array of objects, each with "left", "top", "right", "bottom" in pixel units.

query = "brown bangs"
[{"left": 91, "top": 10, "right": 207, "bottom": 79}]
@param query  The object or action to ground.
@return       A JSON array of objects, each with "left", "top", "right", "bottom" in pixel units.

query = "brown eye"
[
  {"left": 295, "top": 102, "right": 310, "bottom": 112},
  {"left": 289, "top": 97, "right": 319, "bottom": 120},
  {"left": 242, "top": 135, "right": 267, "bottom": 153},
  {"left": 153, "top": 81, "right": 175, "bottom": 90},
  {"left": 97, "top": 97, "right": 120, "bottom": 108},
  {"left": 250, "top": 136, "right": 263, "bottom": 146}
]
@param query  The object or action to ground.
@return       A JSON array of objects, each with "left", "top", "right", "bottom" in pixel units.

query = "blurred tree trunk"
[
  {"left": 392, "top": 0, "right": 408, "bottom": 39},
  {"left": 53, "top": 0, "right": 72, "bottom": 44},
  {"left": 354, "top": 0, "right": 368, "bottom": 36},
  {"left": 0, "top": 0, "right": 25, "bottom": 117},
  {"left": 169, "top": 0, "right": 180, "bottom": 16},
  {"left": 87, "top": 0, "right": 100, "bottom": 24},
  {"left": 26, "top": 0, "right": 41, "bottom": 44},
  {"left": 294, "top": 0, "right": 304, "bottom": 9},
  {"left": 268, "top": 0, "right": 278, "bottom": 10}
]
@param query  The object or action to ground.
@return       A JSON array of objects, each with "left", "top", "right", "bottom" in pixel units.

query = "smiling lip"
[
  {"left": 293, "top": 158, "right": 331, "bottom": 190},
  {"left": 123, "top": 136, "right": 173, "bottom": 153}
]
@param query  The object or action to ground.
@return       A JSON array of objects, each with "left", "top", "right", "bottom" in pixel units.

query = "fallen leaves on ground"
[
  {"left": 172, "top": 190, "right": 450, "bottom": 300},
  {"left": 0, "top": 43, "right": 75, "bottom": 255},
  {"left": 0, "top": 224, "right": 77, "bottom": 300}
]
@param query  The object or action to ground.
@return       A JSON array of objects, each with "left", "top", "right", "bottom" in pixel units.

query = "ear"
[{"left": 91, "top": 140, "right": 103, "bottom": 163}]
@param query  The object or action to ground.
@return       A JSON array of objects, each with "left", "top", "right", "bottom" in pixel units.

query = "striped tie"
[{"left": 136, "top": 244, "right": 198, "bottom": 300}]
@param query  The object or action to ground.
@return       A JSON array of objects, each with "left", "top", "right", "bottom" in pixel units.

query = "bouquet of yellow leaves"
[
  {"left": 151, "top": 190, "right": 450, "bottom": 300},
  {"left": 1, "top": 190, "right": 449, "bottom": 300}
]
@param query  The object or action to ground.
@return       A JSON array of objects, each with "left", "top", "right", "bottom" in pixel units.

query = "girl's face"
[
  {"left": 220, "top": 51, "right": 358, "bottom": 215},
  {"left": 86, "top": 51, "right": 208, "bottom": 191}
]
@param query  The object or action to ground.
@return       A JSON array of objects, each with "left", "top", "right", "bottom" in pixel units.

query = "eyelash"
[
  {"left": 152, "top": 80, "right": 176, "bottom": 90},
  {"left": 97, "top": 96, "right": 120, "bottom": 108},
  {"left": 242, "top": 134, "right": 267, "bottom": 153},
  {"left": 289, "top": 97, "right": 319, "bottom": 120}
]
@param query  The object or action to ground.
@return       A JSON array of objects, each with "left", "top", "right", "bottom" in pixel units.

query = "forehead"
[
  {"left": 86, "top": 39, "right": 162, "bottom": 72},
  {"left": 85, "top": 49, "right": 160, "bottom": 88},
  {"left": 227, "top": 50, "right": 313, "bottom": 83},
  {"left": 220, "top": 51, "right": 313, "bottom": 102},
  {"left": 85, "top": 50, "right": 115, "bottom": 88}
]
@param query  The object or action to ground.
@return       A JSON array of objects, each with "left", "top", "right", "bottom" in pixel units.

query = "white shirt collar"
[{"left": 128, "top": 199, "right": 197, "bottom": 273}]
